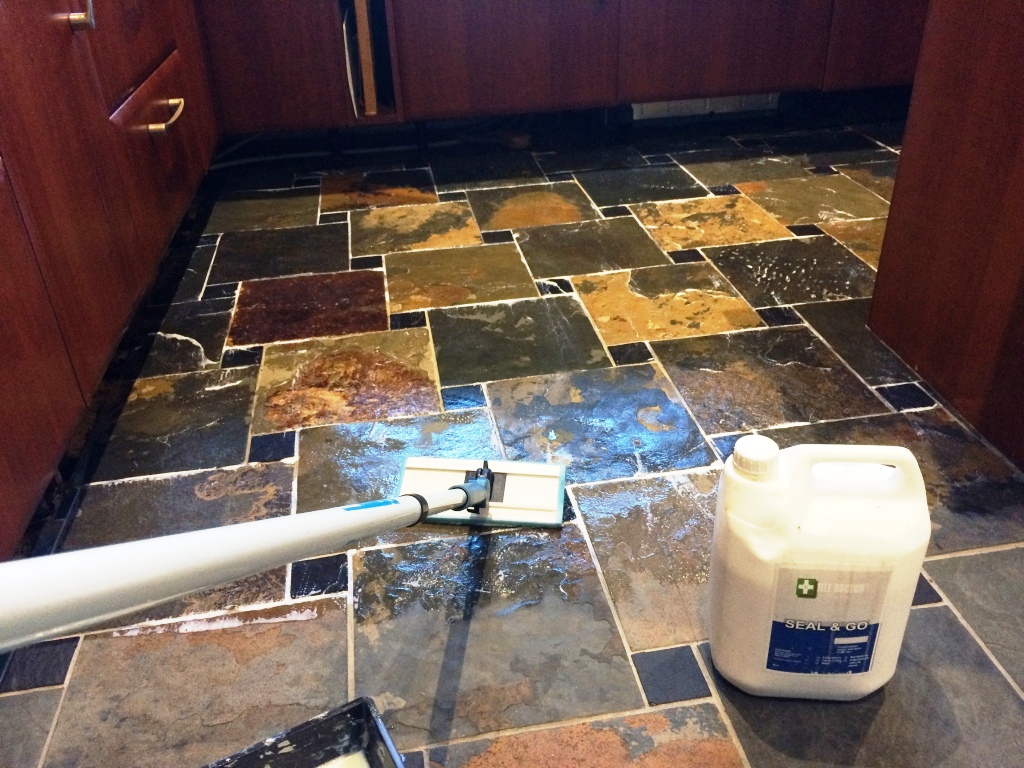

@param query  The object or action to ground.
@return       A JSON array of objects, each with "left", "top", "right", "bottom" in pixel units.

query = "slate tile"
[
  {"left": 480, "top": 229, "right": 514, "bottom": 244},
  {"left": 429, "top": 296, "right": 610, "bottom": 386},
  {"left": 441, "top": 385, "right": 487, "bottom": 410},
  {"left": 668, "top": 249, "right": 705, "bottom": 264},
  {"left": 535, "top": 278, "right": 574, "bottom": 295},
  {"left": 253, "top": 328, "right": 440, "bottom": 434},
  {"left": 633, "top": 195, "right": 793, "bottom": 251},
  {"left": 248, "top": 431, "right": 296, "bottom": 462},
  {"left": 735, "top": 175, "right": 890, "bottom": 226},
  {"left": 787, "top": 224, "right": 825, "bottom": 236},
  {"left": 207, "top": 223, "right": 349, "bottom": 284},
  {"left": 466, "top": 182, "right": 600, "bottom": 231},
  {"left": 0, "top": 638, "right": 79, "bottom": 693},
  {"left": 148, "top": 244, "right": 216, "bottom": 306},
  {"left": 654, "top": 327, "right": 887, "bottom": 434},
  {"left": 533, "top": 145, "right": 647, "bottom": 174},
  {"left": 514, "top": 218, "right": 669, "bottom": 279},
  {"left": 702, "top": 607, "right": 1024, "bottom": 767},
  {"left": 430, "top": 151, "right": 545, "bottom": 192},
  {"left": 709, "top": 184, "right": 741, "bottom": 196},
  {"left": 839, "top": 159, "right": 898, "bottom": 201},
  {"left": 575, "top": 471, "right": 719, "bottom": 648},
  {"left": 677, "top": 151, "right": 813, "bottom": 187},
  {"left": 320, "top": 168, "right": 438, "bottom": 212},
  {"left": 488, "top": 366, "right": 714, "bottom": 484},
  {"left": 0, "top": 689, "right": 63, "bottom": 768},
  {"left": 633, "top": 646, "right": 712, "bottom": 704},
  {"left": 756, "top": 306, "right": 803, "bottom": 327},
  {"left": 202, "top": 282, "right": 238, "bottom": 301},
  {"left": 204, "top": 188, "right": 320, "bottom": 234},
  {"left": 350, "top": 201, "right": 483, "bottom": 256},
  {"left": 913, "top": 574, "right": 942, "bottom": 606},
  {"left": 290, "top": 554, "right": 348, "bottom": 598},
  {"left": 854, "top": 122, "right": 905, "bottom": 149},
  {"left": 877, "top": 382, "right": 936, "bottom": 411},
  {"left": 575, "top": 166, "right": 708, "bottom": 207},
  {"left": 704, "top": 236, "right": 876, "bottom": 307},
  {"left": 228, "top": 271, "right": 387, "bottom": 346},
  {"left": 350, "top": 256, "right": 383, "bottom": 270},
  {"left": 608, "top": 342, "right": 653, "bottom": 365},
  {"left": 389, "top": 310, "right": 427, "bottom": 330},
  {"left": 352, "top": 527, "right": 643, "bottom": 748},
  {"left": 758, "top": 128, "right": 896, "bottom": 165},
  {"left": 820, "top": 217, "right": 887, "bottom": 268},
  {"left": 601, "top": 205, "right": 633, "bottom": 217},
  {"left": 318, "top": 211, "right": 348, "bottom": 225},
  {"left": 221, "top": 346, "right": 262, "bottom": 368}
]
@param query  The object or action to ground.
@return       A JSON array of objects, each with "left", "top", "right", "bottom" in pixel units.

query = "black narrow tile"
[
  {"left": 389, "top": 310, "right": 427, "bottom": 330},
  {"left": 249, "top": 431, "right": 296, "bottom": 463},
  {"left": 913, "top": 573, "right": 943, "bottom": 606},
  {"left": 600, "top": 205, "right": 632, "bottom": 218},
  {"left": 318, "top": 211, "right": 348, "bottom": 225},
  {"left": 201, "top": 282, "right": 238, "bottom": 301},
  {"left": 441, "top": 384, "right": 486, "bottom": 410},
  {"left": 437, "top": 191, "right": 468, "bottom": 202},
  {"left": 197, "top": 234, "right": 220, "bottom": 247},
  {"left": 536, "top": 278, "right": 574, "bottom": 295},
  {"left": 350, "top": 255, "right": 383, "bottom": 270},
  {"left": 546, "top": 171, "right": 575, "bottom": 182},
  {"left": 608, "top": 342, "right": 654, "bottom": 366},
  {"left": 481, "top": 229, "right": 515, "bottom": 244},
  {"left": 221, "top": 346, "right": 263, "bottom": 368},
  {"left": 633, "top": 646, "right": 711, "bottom": 705},
  {"left": 756, "top": 306, "right": 803, "bottom": 327},
  {"left": 710, "top": 184, "right": 741, "bottom": 196},
  {"left": 876, "top": 382, "right": 937, "bottom": 411},
  {"left": 786, "top": 224, "right": 825, "bottom": 236},
  {"left": 401, "top": 752, "right": 426, "bottom": 768},
  {"left": 289, "top": 553, "right": 348, "bottom": 598},
  {"left": 809, "top": 165, "right": 839, "bottom": 175},
  {"left": 562, "top": 492, "right": 577, "bottom": 523},
  {"left": 644, "top": 154, "right": 675, "bottom": 166},
  {"left": 668, "top": 249, "right": 705, "bottom": 264},
  {"left": 0, "top": 638, "right": 79, "bottom": 693}
]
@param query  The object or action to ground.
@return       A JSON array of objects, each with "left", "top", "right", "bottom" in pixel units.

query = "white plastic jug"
[{"left": 708, "top": 434, "right": 931, "bottom": 700}]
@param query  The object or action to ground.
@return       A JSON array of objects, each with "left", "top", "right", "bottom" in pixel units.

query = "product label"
[{"left": 766, "top": 567, "right": 890, "bottom": 675}]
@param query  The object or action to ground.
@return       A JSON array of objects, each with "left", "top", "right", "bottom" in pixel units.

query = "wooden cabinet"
[
  {"left": 391, "top": 0, "right": 620, "bottom": 120},
  {"left": 618, "top": 0, "right": 833, "bottom": 103},
  {"left": 823, "top": 0, "right": 930, "bottom": 91}
]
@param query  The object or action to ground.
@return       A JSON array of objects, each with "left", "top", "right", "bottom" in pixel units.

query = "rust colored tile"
[
  {"left": 839, "top": 159, "right": 898, "bottom": 201},
  {"left": 467, "top": 182, "right": 600, "bottom": 231},
  {"left": 321, "top": 169, "right": 438, "bottom": 213},
  {"left": 350, "top": 202, "right": 483, "bottom": 256},
  {"left": 253, "top": 328, "right": 440, "bottom": 433},
  {"left": 574, "top": 263, "right": 763, "bottom": 345},
  {"left": 821, "top": 217, "right": 888, "bottom": 268},
  {"left": 633, "top": 195, "right": 793, "bottom": 251},
  {"left": 228, "top": 271, "right": 387, "bottom": 346}
]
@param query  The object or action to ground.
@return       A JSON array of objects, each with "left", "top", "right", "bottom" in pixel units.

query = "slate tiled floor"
[{"left": 6, "top": 120, "right": 1024, "bottom": 768}]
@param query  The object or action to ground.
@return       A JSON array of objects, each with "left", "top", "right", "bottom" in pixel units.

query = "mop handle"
[{"left": 0, "top": 487, "right": 473, "bottom": 654}]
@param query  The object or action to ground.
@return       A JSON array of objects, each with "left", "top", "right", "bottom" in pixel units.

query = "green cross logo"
[{"left": 796, "top": 578, "right": 818, "bottom": 598}]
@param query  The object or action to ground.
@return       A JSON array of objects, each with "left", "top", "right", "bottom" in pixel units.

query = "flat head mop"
[{"left": 0, "top": 458, "right": 565, "bottom": 654}]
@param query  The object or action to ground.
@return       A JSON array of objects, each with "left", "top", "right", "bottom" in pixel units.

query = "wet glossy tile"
[
  {"left": 575, "top": 166, "right": 707, "bottom": 207},
  {"left": 712, "top": 409, "right": 1024, "bottom": 555},
  {"left": 574, "top": 263, "right": 763, "bottom": 345},
  {"left": 514, "top": 218, "right": 669, "bottom": 279},
  {"left": 576, "top": 471, "right": 718, "bottom": 648},
  {"left": 633, "top": 195, "right": 793, "bottom": 251},
  {"left": 536, "top": 277, "right": 574, "bottom": 295},
  {"left": 797, "top": 298, "right": 916, "bottom": 385},
  {"left": 430, "top": 152, "right": 545, "bottom": 192},
  {"left": 756, "top": 306, "right": 803, "bottom": 327},
  {"left": 735, "top": 175, "right": 890, "bottom": 225},
  {"left": 204, "top": 188, "right": 320, "bottom": 234},
  {"left": 352, "top": 526, "right": 643, "bottom": 748},
  {"left": 467, "top": 182, "right": 600, "bottom": 231},
  {"left": 926, "top": 548, "right": 1024, "bottom": 687},
  {"left": 668, "top": 249, "right": 705, "bottom": 264},
  {"left": 488, "top": 366, "right": 714, "bottom": 484},
  {"left": 654, "top": 327, "right": 886, "bottom": 434},
  {"left": 633, "top": 646, "right": 712, "bottom": 704},
  {"left": 202, "top": 282, "right": 238, "bottom": 301},
  {"left": 429, "top": 296, "right": 610, "bottom": 386},
  {"left": 760, "top": 128, "right": 895, "bottom": 165},
  {"left": 290, "top": 553, "right": 348, "bottom": 598},
  {"left": 429, "top": 703, "right": 742, "bottom": 767},
  {"left": 786, "top": 223, "right": 825, "bottom": 236},
  {"left": 390, "top": 310, "right": 427, "bottom": 330},
  {"left": 480, "top": 229, "right": 514, "bottom": 244},
  {"left": 222, "top": 346, "right": 262, "bottom": 368},
  {"left": 228, "top": 271, "right": 387, "bottom": 347},
  {"left": 88, "top": 367, "right": 257, "bottom": 482},
  {"left": 609, "top": 342, "right": 653, "bottom": 365},
  {"left": 0, "top": 689, "right": 63, "bottom": 768},
  {"left": 320, "top": 169, "right": 437, "bottom": 212},
  {"left": 44, "top": 600, "right": 347, "bottom": 768},
  {"left": 877, "top": 382, "right": 936, "bottom": 411},
  {"left": 253, "top": 328, "right": 440, "bottom": 434},
  {"left": 441, "top": 385, "right": 487, "bottom": 410},
  {"left": 385, "top": 243, "right": 538, "bottom": 312},
  {"left": 0, "top": 638, "right": 78, "bottom": 693},
  {"left": 350, "top": 201, "right": 483, "bottom": 256},
  {"left": 248, "top": 430, "right": 296, "bottom": 462},
  {"left": 702, "top": 607, "right": 1024, "bottom": 767},
  {"left": 678, "top": 152, "right": 813, "bottom": 187},
  {"left": 820, "top": 217, "right": 887, "bottom": 268},
  {"left": 149, "top": 244, "right": 216, "bottom": 306},
  {"left": 704, "top": 236, "right": 876, "bottom": 307},
  {"left": 207, "top": 223, "right": 349, "bottom": 284},
  {"left": 839, "top": 159, "right": 898, "bottom": 201},
  {"left": 533, "top": 145, "right": 646, "bottom": 174}
]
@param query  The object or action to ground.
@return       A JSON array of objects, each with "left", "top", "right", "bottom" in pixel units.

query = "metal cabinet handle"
[
  {"left": 66, "top": 0, "right": 96, "bottom": 30},
  {"left": 146, "top": 98, "right": 185, "bottom": 134}
]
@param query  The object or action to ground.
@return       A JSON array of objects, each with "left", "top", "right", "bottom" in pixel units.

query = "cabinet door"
[
  {"left": 391, "top": 0, "right": 620, "bottom": 120},
  {"left": 618, "top": 0, "right": 832, "bottom": 103},
  {"left": 0, "top": 158, "right": 85, "bottom": 558},
  {"left": 823, "top": 0, "right": 930, "bottom": 91}
]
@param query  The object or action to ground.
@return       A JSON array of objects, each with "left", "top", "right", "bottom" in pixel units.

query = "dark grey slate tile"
[
  {"left": 207, "top": 223, "right": 349, "bottom": 284},
  {"left": 441, "top": 385, "right": 487, "bottom": 410},
  {"left": 877, "top": 382, "right": 936, "bottom": 411},
  {"left": 430, "top": 152, "right": 545, "bottom": 192},
  {"left": 248, "top": 431, "right": 296, "bottom": 463},
  {"left": 575, "top": 166, "right": 707, "bottom": 207},
  {"left": 0, "top": 689, "right": 63, "bottom": 768},
  {"left": 633, "top": 646, "right": 711, "bottom": 705},
  {"left": 0, "top": 638, "right": 78, "bottom": 693},
  {"left": 912, "top": 574, "right": 942, "bottom": 606},
  {"left": 290, "top": 553, "right": 348, "bottom": 598}
]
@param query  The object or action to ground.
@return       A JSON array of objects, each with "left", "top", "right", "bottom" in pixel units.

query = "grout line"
[
  {"left": 0, "top": 684, "right": 66, "bottom": 700},
  {"left": 690, "top": 647, "right": 753, "bottom": 768},
  {"left": 924, "top": 540, "right": 1024, "bottom": 562},
  {"left": 347, "top": 548, "right": 357, "bottom": 702},
  {"left": 35, "top": 636, "right": 83, "bottom": 768}
]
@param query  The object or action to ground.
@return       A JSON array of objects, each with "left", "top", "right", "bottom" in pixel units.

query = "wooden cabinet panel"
[
  {"left": 391, "top": 0, "right": 619, "bottom": 120},
  {"left": 618, "top": 0, "right": 832, "bottom": 103},
  {"left": 0, "top": 158, "right": 85, "bottom": 558},
  {"left": 823, "top": 0, "right": 930, "bottom": 91}
]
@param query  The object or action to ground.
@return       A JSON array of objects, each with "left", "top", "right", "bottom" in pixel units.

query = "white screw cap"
[{"left": 733, "top": 434, "right": 780, "bottom": 480}]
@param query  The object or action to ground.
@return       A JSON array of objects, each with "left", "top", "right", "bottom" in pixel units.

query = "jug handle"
[{"left": 796, "top": 444, "right": 926, "bottom": 496}]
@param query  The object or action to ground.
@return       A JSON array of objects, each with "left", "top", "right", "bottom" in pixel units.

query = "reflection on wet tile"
[
  {"left": 839, "top": 159, "right": 898, "bottom": 201},
  {"left": 441, "top": 385, "right": 486, "bottom": 410},
  {"left": 248, "top": 431, "right": 296, "bottom": 463},
  {"left": 321, "top": 169, "right": 437, "bottom": 212},
  {"left": 296, "top": 409, "right": 503, "bottom": 546},
  {"left": 654, "top": 327, "right": 886, "bottom": 434},
  {"left": 429, "top": 703, "right": 741, "bottom": 767},
  {"left": 877, "top": 382, "right": 936, "bottom": 411},
  {"left": 207, "top": 224, "right": 349, "bottom": 284},
  {"left": 633, "top": 195, "right": 793, "bottom": 251},
  {"left": 678, "top": 152, "right": 812, "bottom": 187},
  {"left": 575, "top": 166, "right": 707, "bottom": 207},
  {"left": 229, "top": 271, "right": 387, "bottom": 346},
  {"left": 760, "top": 129, "right": 895, "bottom": 166},
  {"left": 350, "top": 202, "right": 483, "bottom": 256},
  {"left": 927, "top": 548, "right": 1024, "bottom": 687},
  {"left": 89, "top": 367, "right": 257, "bottom": 482},
  {"left": 488, "top": 366, "right": 714, "bottom": 484},
  {"left": 429, "top": 296, "right": 609, "bottom": 386},
  {"left": 45, "top": 600, "right": 348, "bottom": 768},
  {"left": 735, "top": 175, "right": 890, "bottom": 225},
  {"left": 797, "top": 298, "right": 915, "bottom": 385},
  {"left": 290, "top": 553, "right": 348, "bottom": 598},
  {"left": 253, "top": 328, "right": 440, "bottom": 434},
  {"left": 704, "top": 236, "right": 876, "bottom": 307},
  {"left": 633, "top": 646, "right": 712, "bottom": 705},
  {"left": 713, "top": 409, "right": 1024, "bottom": 555},
  {"left": 574, "top": 263, "right": 763, "bottom": 345},
  {"left": 0, "top": 638, "right": 79, "bottom": 693},
  {"left": 352, "top": 526, "right": 642, "bottom": 748},
  {"left": 385, "top": 243, "right": 538, "bottom": 312},
  {"left": 609, "top": 342, "right": 653, "bottom": 366},
  {"left": 514, "top": 218, "right": 669, "bottom": 279},
  {"left": 703, "top": 607, "right": 1024, "bottom": 767},
  {"left": 820, "top": 217, "right": 887, "bottom": 268},
  {"left": 204, "top": 188, "right": 320, "bottom": 234},
  {"left": 534, "top": 146, "right": 646, "bottom": 174},
  {"left": 0, "top": 689, "right": 62, "bottom": 768},
  {"left": 576, "top": 471, "right": 718, "bottom": 648},
  {"left": 467, "top": 182, "right": 600, "bottom": 231},
  {"left": 430, "top": 152, "right": 545, "bottom": 192}
]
